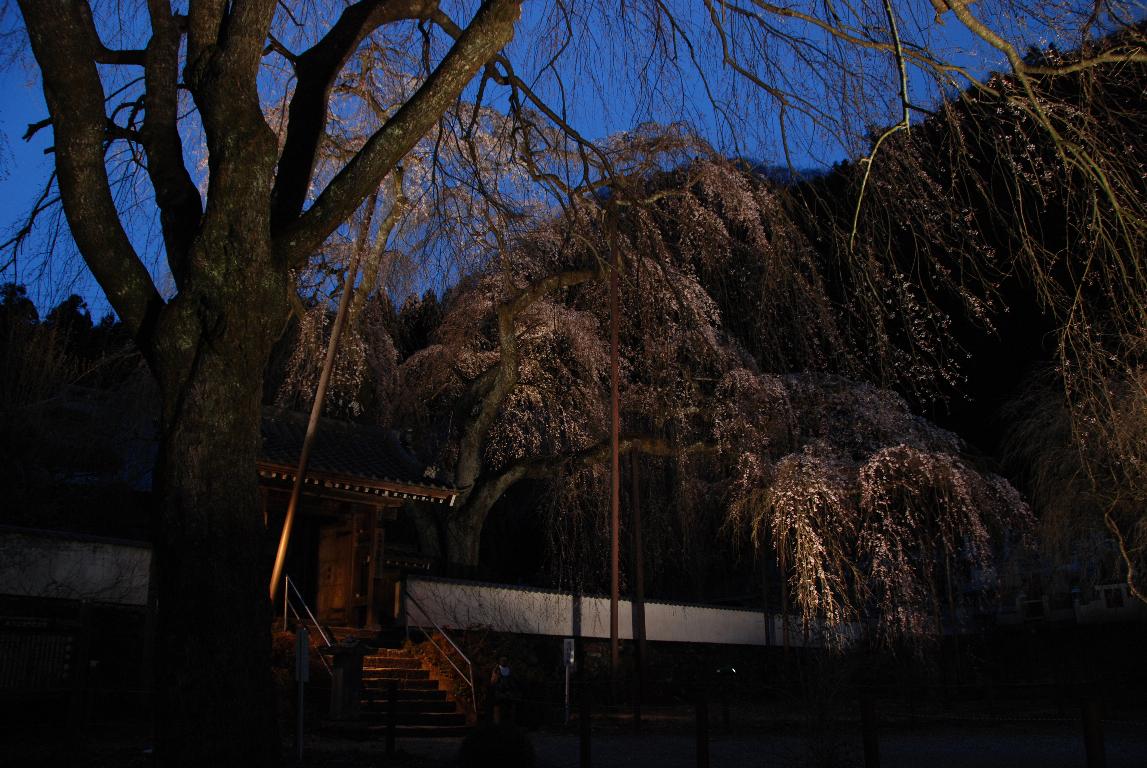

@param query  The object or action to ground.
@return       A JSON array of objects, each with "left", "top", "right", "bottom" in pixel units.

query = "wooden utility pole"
[
  {"left": 630, "top": 452, "right": 647, "bottom": 728},
  {"left": 761, "top": 530, "right": 772, "bottom": 647},
  {"left": 608, "top": 225, "right": 621, "bottom": 702},
  {"left": 781, "top": 556, "right": 791, "bottom": 657},
  {"left": 270, "top": 213, "right": 369, "bottom": 602}
]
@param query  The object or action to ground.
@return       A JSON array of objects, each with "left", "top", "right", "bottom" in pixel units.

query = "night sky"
[{"left": 0, "top": 5, "right": 1024, "bottom": 319}]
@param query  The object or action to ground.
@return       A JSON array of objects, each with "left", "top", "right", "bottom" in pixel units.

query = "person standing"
[{"left": 490, "top": 656, "right": 515, "bottom": 723}]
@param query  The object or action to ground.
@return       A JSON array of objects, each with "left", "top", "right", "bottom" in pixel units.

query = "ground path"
[
  {"left": 7, "top": 713, "right": 1145, "bottom": 766},
  {"left": 303, "top": 719, "right": 1147, "bottom": 767}
]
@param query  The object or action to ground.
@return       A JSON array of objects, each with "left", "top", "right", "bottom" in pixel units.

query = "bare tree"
[{"left": 7, "top": 1, "right": 520, "bottom": 764}]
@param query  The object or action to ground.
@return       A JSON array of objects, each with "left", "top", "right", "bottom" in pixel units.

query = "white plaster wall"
[
  {"left": 405, "top": 576, "right": 820, "bottom": 647},
  {"left": 0, "top": 530, "right": 150, "bottom": 606},
  {"left": 1075, "top": 584, "right": 1147, "bottom": 623}
]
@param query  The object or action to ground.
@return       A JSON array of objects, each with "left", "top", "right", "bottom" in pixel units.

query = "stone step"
[
  {"left": 328, "top": 627, "right": 383, "bottom": 641},
  {"left": 362, "top": 657, "right": 423, "bottom": 670},
  {"left": 324, "top": 721, "right": 471, "bottom": 739},
  {"left": 361, "top": 688, "right": 449, "bottom": 704},
  {"left": 387, "top": 723, "right": 470, "bottom": 738},
  {"left": 360, "top": 646, "right": 412, "bottom": 659},
  {"left": 361, "top": 667, "right": 429, "bottom": 680},
  {"left": 362, "top": 678, "right": 438, "bottom": 692},
  {"left": 359, "top": 698, "right": 457, "bottom": 714},
  {"left": 357, "top": 710, "right": 467, "bottom": 727},
  {"left": 315, "top": 632, "right": 471, "bottom": 738}
]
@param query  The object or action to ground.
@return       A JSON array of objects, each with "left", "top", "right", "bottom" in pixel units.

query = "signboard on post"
[{"left": 563, "top": 637, "right": 576, "bottom": 725}]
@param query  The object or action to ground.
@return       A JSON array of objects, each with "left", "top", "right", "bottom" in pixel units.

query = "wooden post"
[
  {"left": 364, "top": 508, "right": 384, "bottom": 629},
  {"left": 579, "top": 683, "right": 592, "bottom": 768},
  {"left": 780, "top": 559, "right": 790, "bottom": 660},
  {"left": 608, "top": 223, "right": 621, "bottom": 703},
  {"left": 630, "top": 452, "right": 647, "bottom": 732},
  {"left": 761, "top": 546, "right": 772, "bottom": 647},
  {"left": 270, "top": 225, "right": 365, "bottom": 602}
]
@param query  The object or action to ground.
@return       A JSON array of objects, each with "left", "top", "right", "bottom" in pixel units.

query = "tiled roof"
[
  {"left": 259, "top": 407, "right": 454, "bottom": 498},
  {"left": 17, "top": 388, "right": 453, "bottom": 502}
]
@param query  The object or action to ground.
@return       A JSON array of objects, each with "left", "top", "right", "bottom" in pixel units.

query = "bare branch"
[
  {"left": 17, "top": 0, "right": 163, "bottom": 341},
  {"left": 535, "top": 435, "right": 717, "bottom": 477},
  {"left": 350, "top": 168, "right": 408, "bottom": 320},
  {"left": 0, "top": 172, "right": 58, "bottom": 255},
  {"left": 271, "top": 0, "right": 436, "bottom": 232},
  {"left": 142, "top": 0, "right": 203, "bottom": 283},
  {"left": 186, "top": 0, "right": 228, "bottom": 68},
  {"left": 461, "top": 434, "right": 714, "bottom": 541},
  {"left": 93, "top": 47, "right": 146, "bottom": 66},
  {"left": 22, "top": 118, "right": 51, "bottom": 142},
  {"left": 187, "top": 0, "right": 277, "bottom": 82},
  {"left": 263, "top": 33, "right": 298, "bottom": 63},
  {"left": 275, "top": 0, "right": 524, "bottom": 266},
  {"left": 453, "top": 263, "right": 602, "bottom": 491}
]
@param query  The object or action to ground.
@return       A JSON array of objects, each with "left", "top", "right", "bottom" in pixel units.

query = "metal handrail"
[
  {"left": 403, "top": 586, "right": 477, "bottom": 717},
  {"left": 284, "top": 574, "right": 332, "bottom": 676}
]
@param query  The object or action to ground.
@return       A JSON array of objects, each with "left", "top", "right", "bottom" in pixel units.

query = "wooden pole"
[
  {"left": 269, "top": 230, "right": 366, "bottom": 602},
  {"left": 761, "top": 534, "right": 772, "bottom": 647},
  {"left": 630, "top": 452, "right": 647, "bottom": 730},
  {"left": 608, "top": 224, "right": 621, "bottom": 702},
  {"left": 579, "top": 683, "right": 592, "bottom": 768},
  {"left": 781, "top": 555, "right": 790, "bottom": 658}
]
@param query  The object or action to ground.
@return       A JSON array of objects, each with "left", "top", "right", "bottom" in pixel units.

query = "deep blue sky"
[
  {"left": 0, "top": 60, "right": 77, "bottom": 312},
  {"left": 0, "top": 1, "right": 1080, "bottom": 319}
]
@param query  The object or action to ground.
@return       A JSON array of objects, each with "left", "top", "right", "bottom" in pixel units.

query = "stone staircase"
[{"left": 349, "top": 646, "right": 470, "bottom": 738}]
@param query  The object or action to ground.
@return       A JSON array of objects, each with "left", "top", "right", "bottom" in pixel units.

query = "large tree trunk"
[
  {"left": 150, "top": 213, "right": 286, "bottom": 766},
  {"left": 445, "top": 502, "right": 484, "bottom": 577},
  {"left": 441, "top": 474, "right": 518, "bottom": 575},
  {"left": 153, "top": 357, "right": 280, "bottom": 767}
]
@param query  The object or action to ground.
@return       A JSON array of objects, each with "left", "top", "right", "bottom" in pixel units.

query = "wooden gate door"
[{"left": 316, "top": 523, "right": 352, "bottom": 625}]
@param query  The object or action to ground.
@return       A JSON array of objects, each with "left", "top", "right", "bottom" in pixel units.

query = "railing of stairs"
[
  {"left": 283, "top": 574, "right": 332, "bottom": 676},
  {"left": 402, "top": 585, "right": 477, "bottom": 717}
]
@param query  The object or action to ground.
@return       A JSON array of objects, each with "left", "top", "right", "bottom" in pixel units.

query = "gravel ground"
[
  {"left": 381, "top": 720, "right": 1147, "bottom": 768},
  {"left": 6, "top": 717, "right": 1144, "bottom": 766}
]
